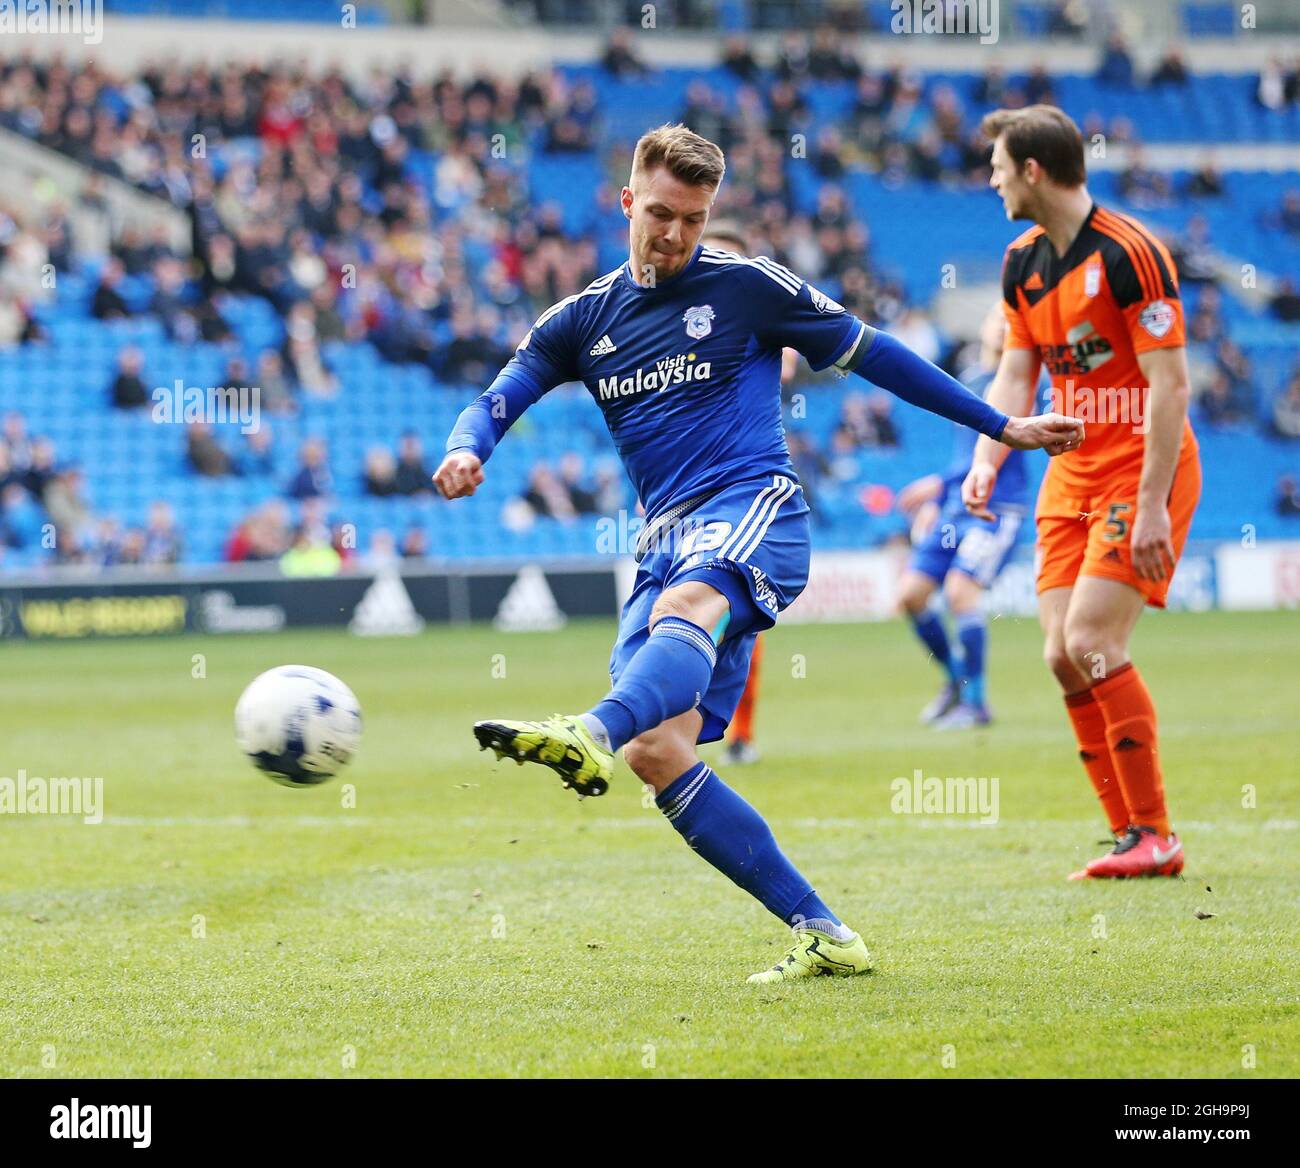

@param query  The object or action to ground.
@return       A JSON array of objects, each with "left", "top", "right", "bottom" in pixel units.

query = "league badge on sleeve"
[
  {"left": 683, "top": 304, "right": 716, "bottom": 340},
  {"left": 1139, "top": 300, "right": 1175, "bottom": 339},
  {"left": 808, "top": 285, "right": 845, "bottom": 313}
]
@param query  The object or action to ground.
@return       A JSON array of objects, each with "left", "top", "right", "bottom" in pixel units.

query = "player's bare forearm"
[
  {"left": 962, "top": 347, "right": 1062, "bottom": 520},
  {"left": 1136, "top": 347, "right": 1191, "bottom": 508},
  {"left": 898, "top": 473, "right": 944, "bottom": 515},
  {"left": 1129, "top": 347, "right": 1191, "bottom": 580},
  {"left": 972, "top": 347, "right": 1043, "bottom": 471}
]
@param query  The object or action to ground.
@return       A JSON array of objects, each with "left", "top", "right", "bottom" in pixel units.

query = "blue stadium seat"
[{"left": 5, "top": 59, "right": 1300, "bottom": 575}]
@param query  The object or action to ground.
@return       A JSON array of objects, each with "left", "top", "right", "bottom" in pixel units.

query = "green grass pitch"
[{"left": 2, "top": 609, "right": 1296, "bottom": 1078}]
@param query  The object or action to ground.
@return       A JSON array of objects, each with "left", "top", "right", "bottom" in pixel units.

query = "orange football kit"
[
  {"left": 1003, "top": 202, "right": 1201, "bottom": 607},
  {"left": 1002, "top": 203, "right": 1201, "bottom": 862},
  {"left": 729, "top": 632, "right": 764, "bottom": 747}
]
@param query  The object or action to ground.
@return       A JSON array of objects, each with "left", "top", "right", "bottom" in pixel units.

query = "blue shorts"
[
  {"left": 910, "top": 508, "right": 1025, "bottom": 590},
  {"left": 609, "top": 473, "right": 810, "bottom": 744}
]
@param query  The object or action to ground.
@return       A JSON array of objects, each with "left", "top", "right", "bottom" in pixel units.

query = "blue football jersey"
[{"left": 496, "top": 245, "right": 863, "bottom": 520}]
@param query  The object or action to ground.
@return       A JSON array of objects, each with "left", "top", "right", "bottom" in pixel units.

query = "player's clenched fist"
[
  {"left": 999, "top": 412, "right": 1085, "bottom": 455},
  {"left": 961, "top": 460, "right": 1000, "bottom": 521},
  {"left": 433, "top": 451, "right": 484, "bottom": 499}
]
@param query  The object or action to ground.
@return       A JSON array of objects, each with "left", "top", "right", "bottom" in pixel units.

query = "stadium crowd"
[{"left": 1, "top": 25, "right": 1299, "bottom": 570}]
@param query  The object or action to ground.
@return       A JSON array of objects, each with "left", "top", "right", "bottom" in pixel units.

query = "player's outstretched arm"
[
  {"left": 433, "top": 366, "right": 548, "bottom": 500},
  {"left": 847, "top": 325, "right": 1080, "bottom": 453}
]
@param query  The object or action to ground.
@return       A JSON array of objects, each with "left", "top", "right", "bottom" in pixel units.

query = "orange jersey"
[{"left": 1002, "top": 202, "right": 1196, "bottom": 485}]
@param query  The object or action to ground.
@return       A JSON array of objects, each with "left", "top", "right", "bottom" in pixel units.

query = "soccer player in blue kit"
[
  {"left": 897, "top": 303, "right": 1050, "bottom": 730},
  {"left": 433, "top": 126, "right": 1083, "bottom": 983}
]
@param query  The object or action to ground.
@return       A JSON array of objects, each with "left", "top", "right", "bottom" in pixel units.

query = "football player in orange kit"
[{"left": 964, "top": 106, "right": 1201, "bottom": 879}]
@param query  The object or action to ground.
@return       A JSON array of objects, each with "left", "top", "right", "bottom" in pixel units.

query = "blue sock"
[
  {"left": 656, "top": 763, "right": 841, "bottom": 929},
  {"left": 589, "top": 616, "right": 717, "bottom": 752},
  {"left": 955, "top": 611, "right": 987, "bottom": 707},
  {"left": 909, "top": 608, "right": 957, "bottom": 683}
]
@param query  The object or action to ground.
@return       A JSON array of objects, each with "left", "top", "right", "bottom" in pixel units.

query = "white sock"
[
  {"left": 799, "top": 918, "right": 855, "bottom": 942},
  {"left": 578, "top": 713, "right": 611, "bottom": 751}
]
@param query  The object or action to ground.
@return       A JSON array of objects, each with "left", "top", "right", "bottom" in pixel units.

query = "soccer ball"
[{"left": 234, "top": 665, "right": 362, "bottom": 786}]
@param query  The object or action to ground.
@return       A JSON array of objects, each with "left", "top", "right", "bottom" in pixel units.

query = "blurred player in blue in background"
[{"left": 896, "top": 303, "right": 1048, "bottom": 729}]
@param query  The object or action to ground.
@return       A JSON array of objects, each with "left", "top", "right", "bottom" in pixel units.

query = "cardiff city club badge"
[{"left": 683, "top": 304, "right": 715, "bottom": 340}]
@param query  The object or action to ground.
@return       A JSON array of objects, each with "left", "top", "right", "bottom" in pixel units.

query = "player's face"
[
  {"left": 989, "top": 137, "right": 1034, "bottom": 221},
  {"left": 622, "top": 166, "right": 716, "bottom": 283}
]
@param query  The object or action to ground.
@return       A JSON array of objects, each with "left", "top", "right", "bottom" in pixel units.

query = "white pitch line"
[
  {"left": 95, "top": 815, "right": 381, "bottom": 827},
  {"left": 41, "top": 814, "right": 1294, "bottom": 834}
]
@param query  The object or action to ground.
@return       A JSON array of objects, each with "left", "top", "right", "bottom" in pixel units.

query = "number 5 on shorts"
[{"left": 1103, "top": 502, "right": 1131, "bottom": 543}]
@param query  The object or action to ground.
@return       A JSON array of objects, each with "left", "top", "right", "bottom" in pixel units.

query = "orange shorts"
[{"left": 1035, "top": 443, "right": 1202, "bottom": 608}]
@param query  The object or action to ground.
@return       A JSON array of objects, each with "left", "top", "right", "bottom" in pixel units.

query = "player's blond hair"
[
  {"left": 980, "top": 105, "right": 1087, "bottom": 188},
  {"left": 631, "top": 124, "right": 726, "bottom": 191}
]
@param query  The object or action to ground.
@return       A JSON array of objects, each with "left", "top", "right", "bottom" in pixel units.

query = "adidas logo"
[
  {"left": 494, "top": 565, "right": 566, "bottom": 632},
  {"left": 1024, "top": 272, "right": 1044, "bottom": 291},
  {"left": 1102, "top": 548, "right": 1122, "bottom": 563},
  {"left": 349, "top": 567, "right": 425, "bottom": 637},
  {"left": 589, "top": 334, "right": 617, "bottom": 357}
]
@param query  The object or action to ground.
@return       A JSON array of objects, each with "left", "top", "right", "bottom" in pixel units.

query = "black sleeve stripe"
[
  {"left": 1115, "top": 213, "right": 1179, "bottom": 299},
  {"left": 1134, "top": 230, "right": 1178, "bottom": 298},
  {"left": 1095, "top": 211, "right": 1159, "bottom": 301},
  {"left": 1094, "top": 228, "right": 1146, "bottom": 308},
  {"left": 1002, "top": 245, "right": 1028, "bottom": 306}
]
